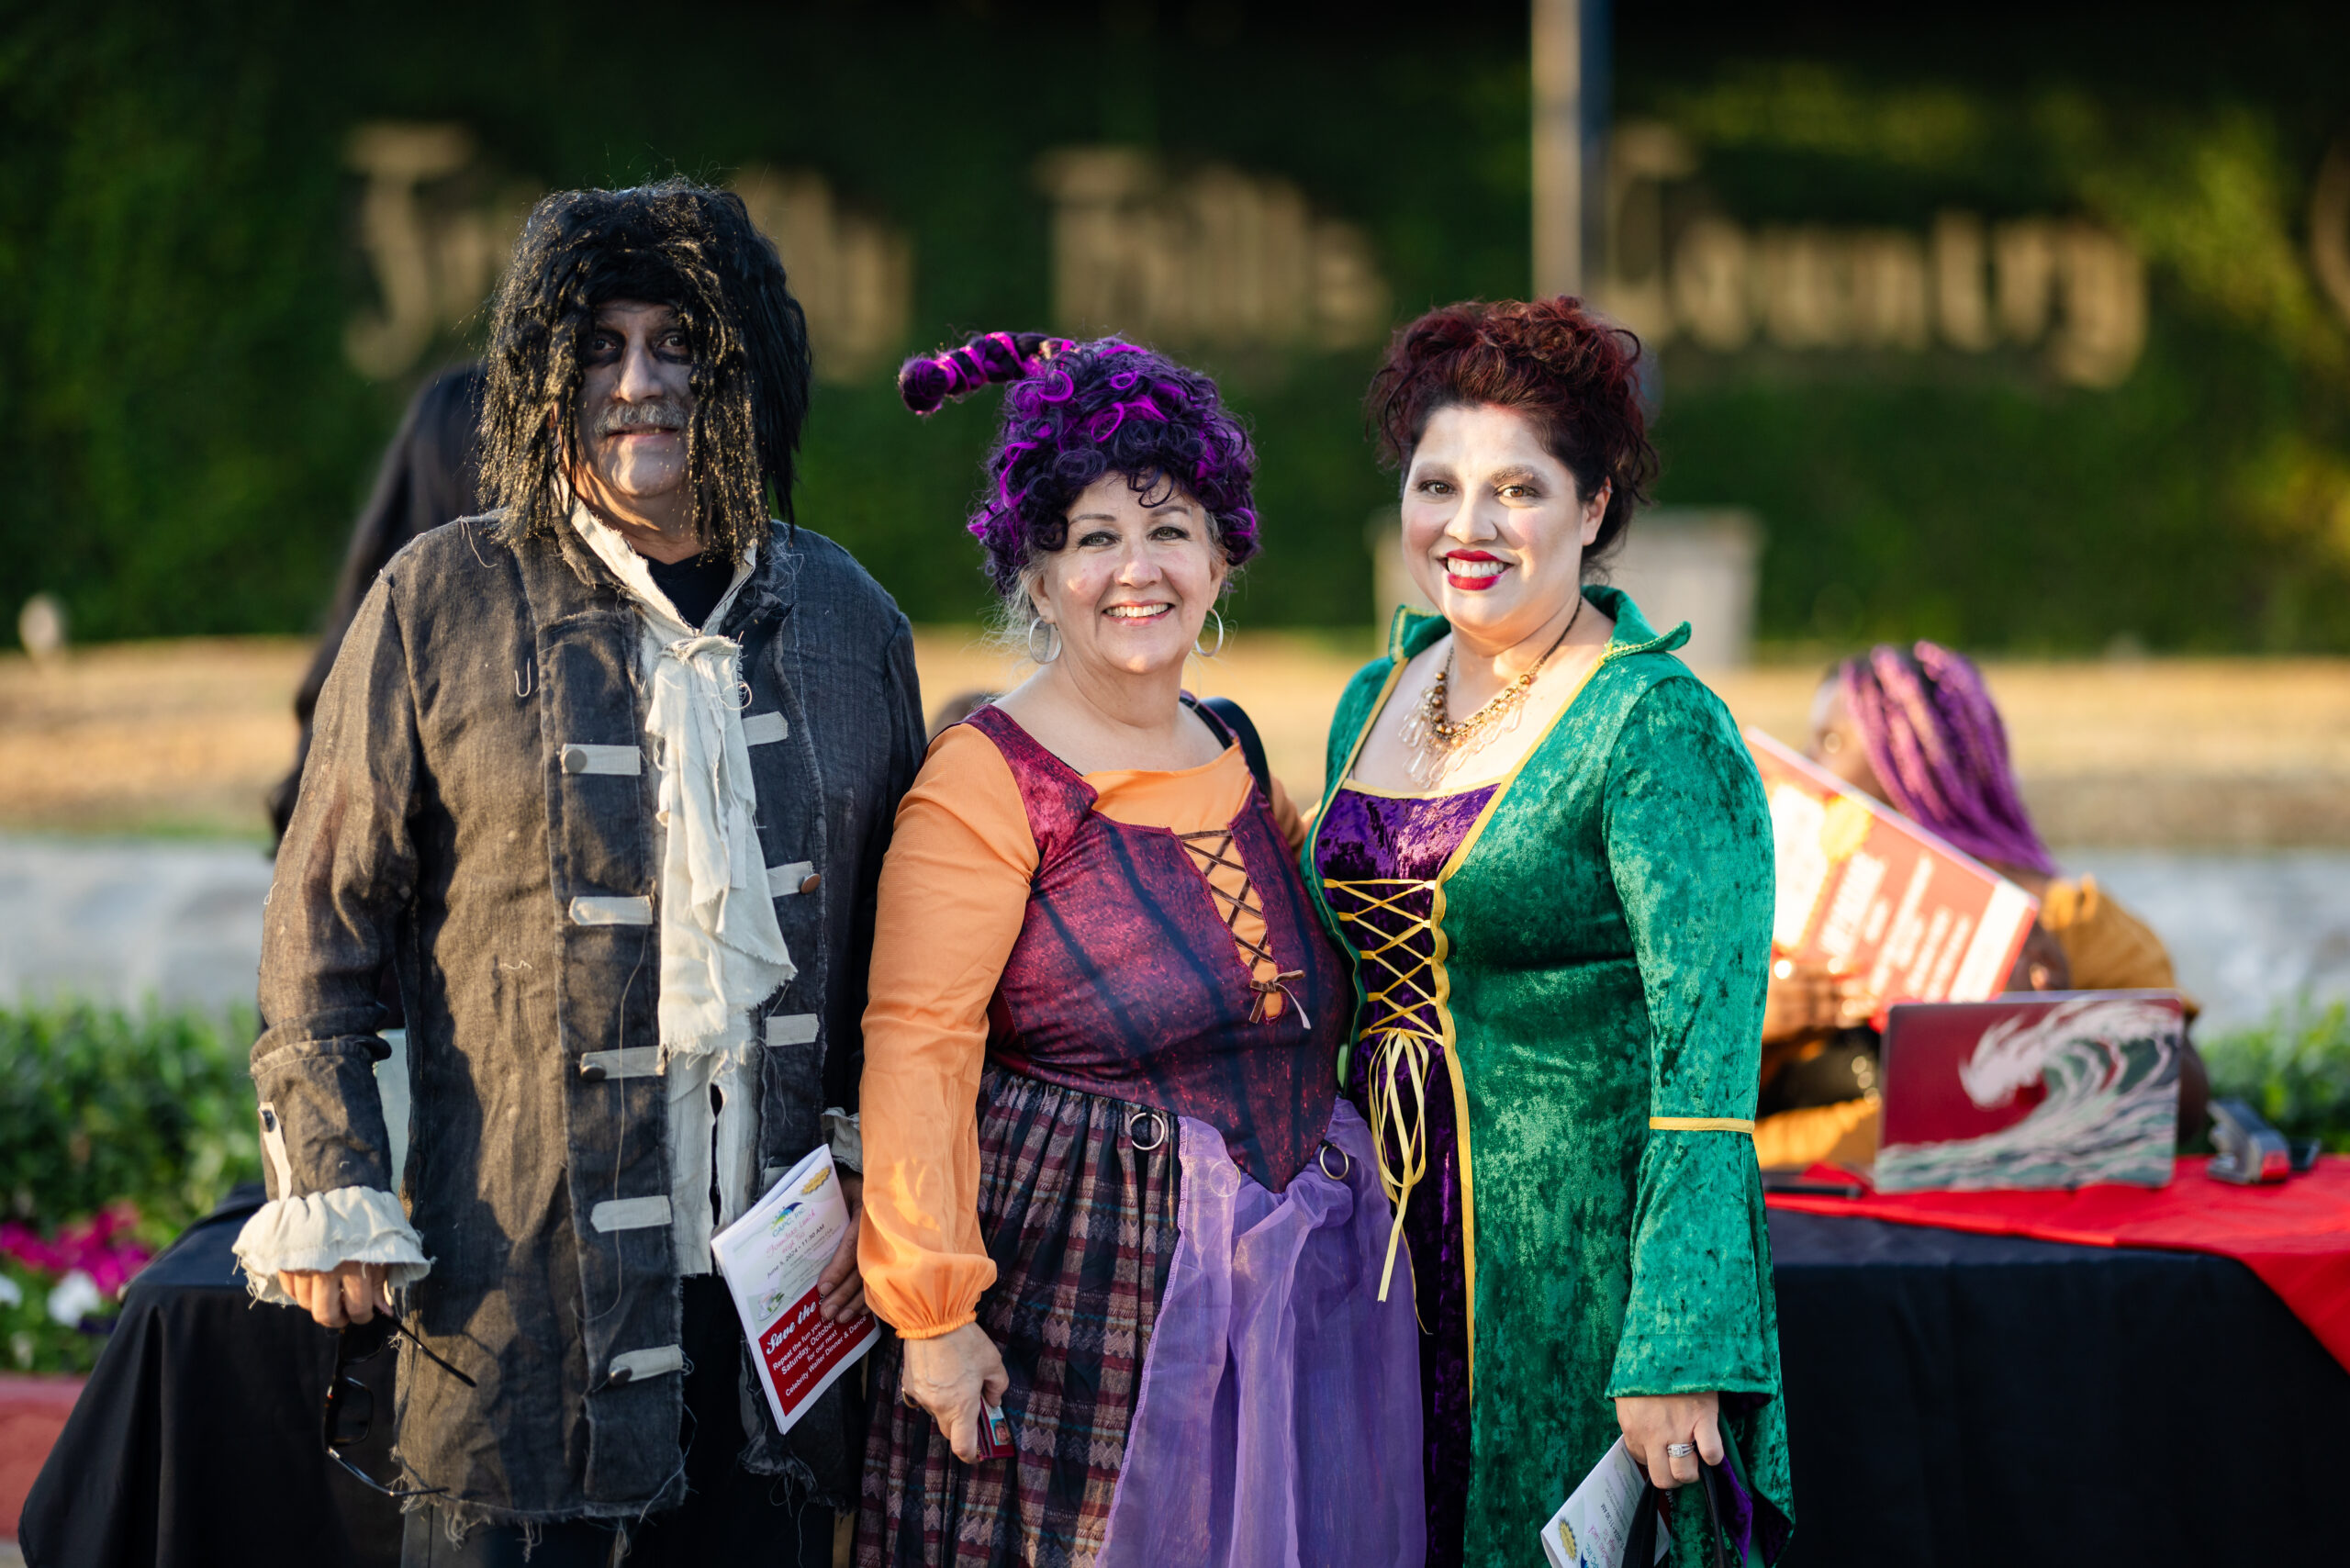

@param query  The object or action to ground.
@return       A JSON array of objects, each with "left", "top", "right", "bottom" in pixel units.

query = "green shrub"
[
  {"left": 0, "top": 1002, "right": 263, "bottom": 1371},
  {"left": 2201, "top": 1000, "right": 2350, "bottom": 1153}
]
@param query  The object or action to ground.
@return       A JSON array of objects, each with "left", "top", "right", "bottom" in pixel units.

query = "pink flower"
[{"left": 0, "top": 1204, "right": 152, "bottom": 1298}]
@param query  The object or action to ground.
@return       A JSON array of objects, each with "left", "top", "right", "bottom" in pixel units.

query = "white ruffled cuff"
[
  {"left": 823, "top": 1107, "right": 862, "bottom": 1172},
  {"left": 232, "top": 1186, "right": 432, "bottom": 1306}
]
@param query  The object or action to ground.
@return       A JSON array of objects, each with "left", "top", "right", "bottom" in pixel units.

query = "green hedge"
[
  {"left": 0, "top": 1002, "right": 261, "bottom": 1372},
  {"left": 2201, "top": 1000, "right": 2350, "bottom": 1155}
]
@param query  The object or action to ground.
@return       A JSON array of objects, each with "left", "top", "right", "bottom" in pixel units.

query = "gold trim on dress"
[
  {"left": 1321, "top": 874, "right": 1445, "bottom": 1307},
  {"left": 1648, "top": 1116, "right": 1758, "bottom": 1134},
  {"left": 1315, "top": 594, "right": 1622, "bottom": 1396}
]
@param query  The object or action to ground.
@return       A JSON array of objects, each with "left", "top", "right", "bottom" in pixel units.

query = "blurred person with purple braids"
[
  {"left": 1755, "top": 640, "right": 2209, "bottom": 1167},
  {"left": 854, "top": 333, "right": 1423, "bottom": 1566}
]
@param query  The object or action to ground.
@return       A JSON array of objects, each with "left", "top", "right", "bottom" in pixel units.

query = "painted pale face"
[
  {"left": 1030, "top": 474, "right": 1227, "bottom": 681},
  {"left": 1399, "top": 402, "right": 1606, "bottom": 648},
  {"left": 1806, "top": 678, "right": 1887, "bottom": 800},
  {"left": 572, "top": 300, "right": 696, "bottom": 515}
]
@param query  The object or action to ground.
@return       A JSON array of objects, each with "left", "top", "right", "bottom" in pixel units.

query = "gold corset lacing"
[{"left": 1324, "top": 876, "right": 1445, "bottom": 1305}]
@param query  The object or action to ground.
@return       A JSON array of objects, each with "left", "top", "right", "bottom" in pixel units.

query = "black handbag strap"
[
  {"left": 1620, "top": 1461, "right": 1735, "bottom": 1568},
  {"left": 1182, "top": 693, "right": 1271, "bottom": 799}
]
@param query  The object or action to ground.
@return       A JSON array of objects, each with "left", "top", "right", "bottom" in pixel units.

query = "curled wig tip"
[
  {"left": 898, "top": 330, "right": 1072, "bottom": 416},
  {"left": 896, "top": 356, "right": 957, "bottom": 416}
]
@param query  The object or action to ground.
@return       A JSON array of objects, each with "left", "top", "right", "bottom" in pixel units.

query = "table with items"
[{"left": 1764, "top": 1157, "right": 2350, "bottom": 1567}]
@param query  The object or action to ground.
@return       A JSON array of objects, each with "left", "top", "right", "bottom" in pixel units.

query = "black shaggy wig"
[{"left": 480, "top": 178, "right": 811, "bottom": 560}]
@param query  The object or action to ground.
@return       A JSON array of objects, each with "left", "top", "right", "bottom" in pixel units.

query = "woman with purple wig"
[
  {"left": 1755, "top": 640, "right": 2209, "bottom": 1166},
  {"left": 854, "top": 332, "right": 1424, "bottom": 1567}
]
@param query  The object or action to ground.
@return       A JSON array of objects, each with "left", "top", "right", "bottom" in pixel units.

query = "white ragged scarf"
[
  {"left": 567, "top": 504, "right": 794, "bottom": 1071},
  {"left": 643, "top": 632, "right": 795, "bottom": 1059}
]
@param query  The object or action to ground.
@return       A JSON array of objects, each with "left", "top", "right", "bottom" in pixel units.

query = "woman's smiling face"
[
  {"left": 1399, "top": 402, "right": 1606, "bottom": 646},
  {"left": 1029, "top": 473, "right": 1226, "bottom": 679}
]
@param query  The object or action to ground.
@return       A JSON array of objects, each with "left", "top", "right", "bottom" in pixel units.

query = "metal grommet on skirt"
[
  {"left": 1127, "top": 1109, "right": 1168, "bottom": 1153},
  {"left": 1317, "top": 1141, "right": 1352, "bottom": 1182}
]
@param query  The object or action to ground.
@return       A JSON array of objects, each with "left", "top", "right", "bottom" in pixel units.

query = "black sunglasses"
[{"left": 323, "top": 1308, "right": 476, "bottom": 1498}]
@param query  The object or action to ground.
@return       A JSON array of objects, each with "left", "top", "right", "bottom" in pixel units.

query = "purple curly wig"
[
  {"left": 1841, "top": 642, "right": 2059, "bottom": 877},
  {"left": 898, "top": 331, "right": 1260, "bottom": 596}
]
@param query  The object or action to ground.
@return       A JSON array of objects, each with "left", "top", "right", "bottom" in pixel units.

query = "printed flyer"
[
  {"left": 1541, "top": 1438, "right": 1667, "bottom": 1568},
  {"left": 711, "top": 1143, "right": 878, "bottom": 1437}
]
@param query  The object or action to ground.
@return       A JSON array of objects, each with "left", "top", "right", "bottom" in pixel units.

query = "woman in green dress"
[{"left": 1305, "top": 297, "right": 1795, "bottom": 1566}]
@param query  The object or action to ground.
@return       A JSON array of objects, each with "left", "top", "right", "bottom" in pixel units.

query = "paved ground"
[
  {"left": 2067, "top": 849, "right": 2350, "bottom": 1030},
  {"left": 0, "top": 834, "right": 274, "bottom": 1014},
  {"left": 5, "top": 632, "right": 2348, "bottom": 1032}
]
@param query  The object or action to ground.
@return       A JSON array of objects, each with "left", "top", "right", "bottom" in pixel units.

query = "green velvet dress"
[{"left": 1304, "top": 588, "right": 1796, "bottom": 1567}]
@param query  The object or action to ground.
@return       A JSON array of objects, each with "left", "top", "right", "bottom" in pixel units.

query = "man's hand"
[
  {"left": 1616, "top": 1391, "right": 1724, "bottom": 1491},
  {"left": 1762, "top": 958, "right": 1875, "bottom": 1043},
  {"left": 278, "top": 1262, "right": 392, "bottom": 1329},
  {"left": 902, "top": 1321, "right": 1011, "bottom": 1464},
  {"left": 817, "top": 1172, "right": 868, "bottom": 1324}
]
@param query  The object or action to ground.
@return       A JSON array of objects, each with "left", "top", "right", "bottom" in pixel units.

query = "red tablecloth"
[{"left": 1765, "top": 1154, "right": 2350, "bottom": 1370}]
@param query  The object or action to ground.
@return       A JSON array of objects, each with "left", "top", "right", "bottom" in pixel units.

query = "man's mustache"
[{"left": 595, "top": 399, "right": 691, "bottom": 437}]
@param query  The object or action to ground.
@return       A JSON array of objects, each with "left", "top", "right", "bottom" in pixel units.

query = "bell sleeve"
[
  {"left": 235, "top": 574, "right": 431, "bottom": 1304},
  {"left": 1598, "top": 676, "right": 1782, "bottom": 1399},
  {"left": 856, "top": 723, "right": 1040, "bottom": 1338}
]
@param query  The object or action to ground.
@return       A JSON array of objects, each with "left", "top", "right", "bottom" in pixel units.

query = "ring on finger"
[{"left": 1665, "top": 1442, "right": 1696, "bottom": 1458}]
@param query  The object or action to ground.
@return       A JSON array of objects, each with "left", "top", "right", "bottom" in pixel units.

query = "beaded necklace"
[{"left": 1395, "top": 599, "right": 1583, "bottom": 788}]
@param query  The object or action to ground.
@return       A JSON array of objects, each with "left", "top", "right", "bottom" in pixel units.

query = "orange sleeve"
[
  {"left": 1269, "top": 775, "right": 1307, "bottom": 855},
  {"left": 856, "top": 722, "right": 1039, "bottom": 1338},
  {"left": 2043, "top": 876, "right": 2200, "bottom": 1019}
]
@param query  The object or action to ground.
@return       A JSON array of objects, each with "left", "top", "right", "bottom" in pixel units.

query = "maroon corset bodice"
[{"left": 964, "top": 704, "right": 1344, "bottom": 1191}]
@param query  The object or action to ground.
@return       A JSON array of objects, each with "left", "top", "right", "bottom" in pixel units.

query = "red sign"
[{"left": 1747, "top": 728, "right": 2038, "bottom": 1008}]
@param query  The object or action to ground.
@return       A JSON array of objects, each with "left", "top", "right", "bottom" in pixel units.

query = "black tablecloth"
[
  {"left": 17, "top": 1186, "right": 400, "bottom": 1568},
  {"left": 19, "top": 1192, "right": 2346, "bottom": 1565},
  {"left": 1769, "top": 1208, "right": 2349, "bottom": 1566}
]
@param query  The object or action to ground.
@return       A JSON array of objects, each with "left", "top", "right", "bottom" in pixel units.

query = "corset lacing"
[
  {"left": 1322, "top": 875, "right": 1445, "bottom": 1305},
  {"left": 1177, "top": 827, "right": 1308, "bottom": 1025}
]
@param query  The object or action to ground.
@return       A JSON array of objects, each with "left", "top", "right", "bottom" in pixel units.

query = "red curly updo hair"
[{"left": 1367, "top": 297, "right": 1657, "bottom": 566}]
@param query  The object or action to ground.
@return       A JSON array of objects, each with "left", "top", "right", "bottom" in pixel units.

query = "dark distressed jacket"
[{"left": 254, "top": 512, "right": 923, "bottom": 1524}]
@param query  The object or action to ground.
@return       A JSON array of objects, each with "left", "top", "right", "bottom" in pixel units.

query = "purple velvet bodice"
[
  {"left": 965, "top": 704, "right": 1346, "bottom": 1192},
  {"left": 1313, "top": 782, "right": 1494, "bottom": 1568}
]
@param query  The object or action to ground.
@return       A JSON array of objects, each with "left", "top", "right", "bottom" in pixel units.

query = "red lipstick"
[{"left": 1443, "top": 550, "right": 1507, "bottom": 592}]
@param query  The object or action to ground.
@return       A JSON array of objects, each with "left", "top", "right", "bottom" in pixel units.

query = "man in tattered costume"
[{"left": 235, "top": 180, "right": 923, "bottom": 1565}]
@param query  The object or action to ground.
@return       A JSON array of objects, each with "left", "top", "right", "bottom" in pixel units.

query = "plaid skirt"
[{"left": 856, "top": 1070, "right": 1181, "bottom": 1568}]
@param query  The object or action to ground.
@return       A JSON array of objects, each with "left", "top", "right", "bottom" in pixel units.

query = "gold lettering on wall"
[
  {"left": 731, "top": 168, "right": 912, "bottom": 384},
  {"left": 1035, "top": 149, "right": 1391, "bottom": 351},
  {"left": 1598, "top": 122, "right": 2148, "bottom": 387},
  {"left": 343, "top": 126, "right": 912, "bottom": 385},
  {"left": 343, "top": 125, "right": 532, "bottom": 379},
  {"left": 2311, "top": 137, "right": 2350, "bottom": 331}
]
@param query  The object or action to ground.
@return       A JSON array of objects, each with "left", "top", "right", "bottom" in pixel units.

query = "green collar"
[{"left": 1383, "top": 584, "right": 1690, "bottom": 666}]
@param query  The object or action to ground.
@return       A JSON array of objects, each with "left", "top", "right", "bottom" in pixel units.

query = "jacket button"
[
  {"left": 607, "top": 1365, "right": 632, "bottom": 1386},
  {"left": 798, "top": 872, "right": 822, "bottom": 895},
  {"left": 578, "top": 1059, "right": 607, "bottom": 1081}
]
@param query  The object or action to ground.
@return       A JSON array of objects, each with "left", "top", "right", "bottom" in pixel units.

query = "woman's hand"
[
  {"left": 817, "top": 1172, "right": 868, "bottom": 1323},
  {"left": 2010, "top": 922, "right": 2073, "bottom": 993},
  {"left": 1616, "top": 1392, "right": 1723, "bottom": 1490},
  {"left": 277, "top": 1262, "right": 392, "bottom": 1329},
  {"left": 901, "top": 1321, "right": 1011, "bottom": 1463},
  {"left": 1762, "top": 958, "right": 1874, "bottom": 1043}
]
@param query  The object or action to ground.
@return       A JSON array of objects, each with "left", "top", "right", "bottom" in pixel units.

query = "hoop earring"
[
  {"left": 1026, "top": 619, "right": 1061, "bottom": 664},
  {"left": 1194, "top": 608, "right": 1226, "bottom": 658}
]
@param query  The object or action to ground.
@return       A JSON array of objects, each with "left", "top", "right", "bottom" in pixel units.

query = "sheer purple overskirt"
[{"left": 1095, "top": 1101, "right": 1425, "bottom": 1568}]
